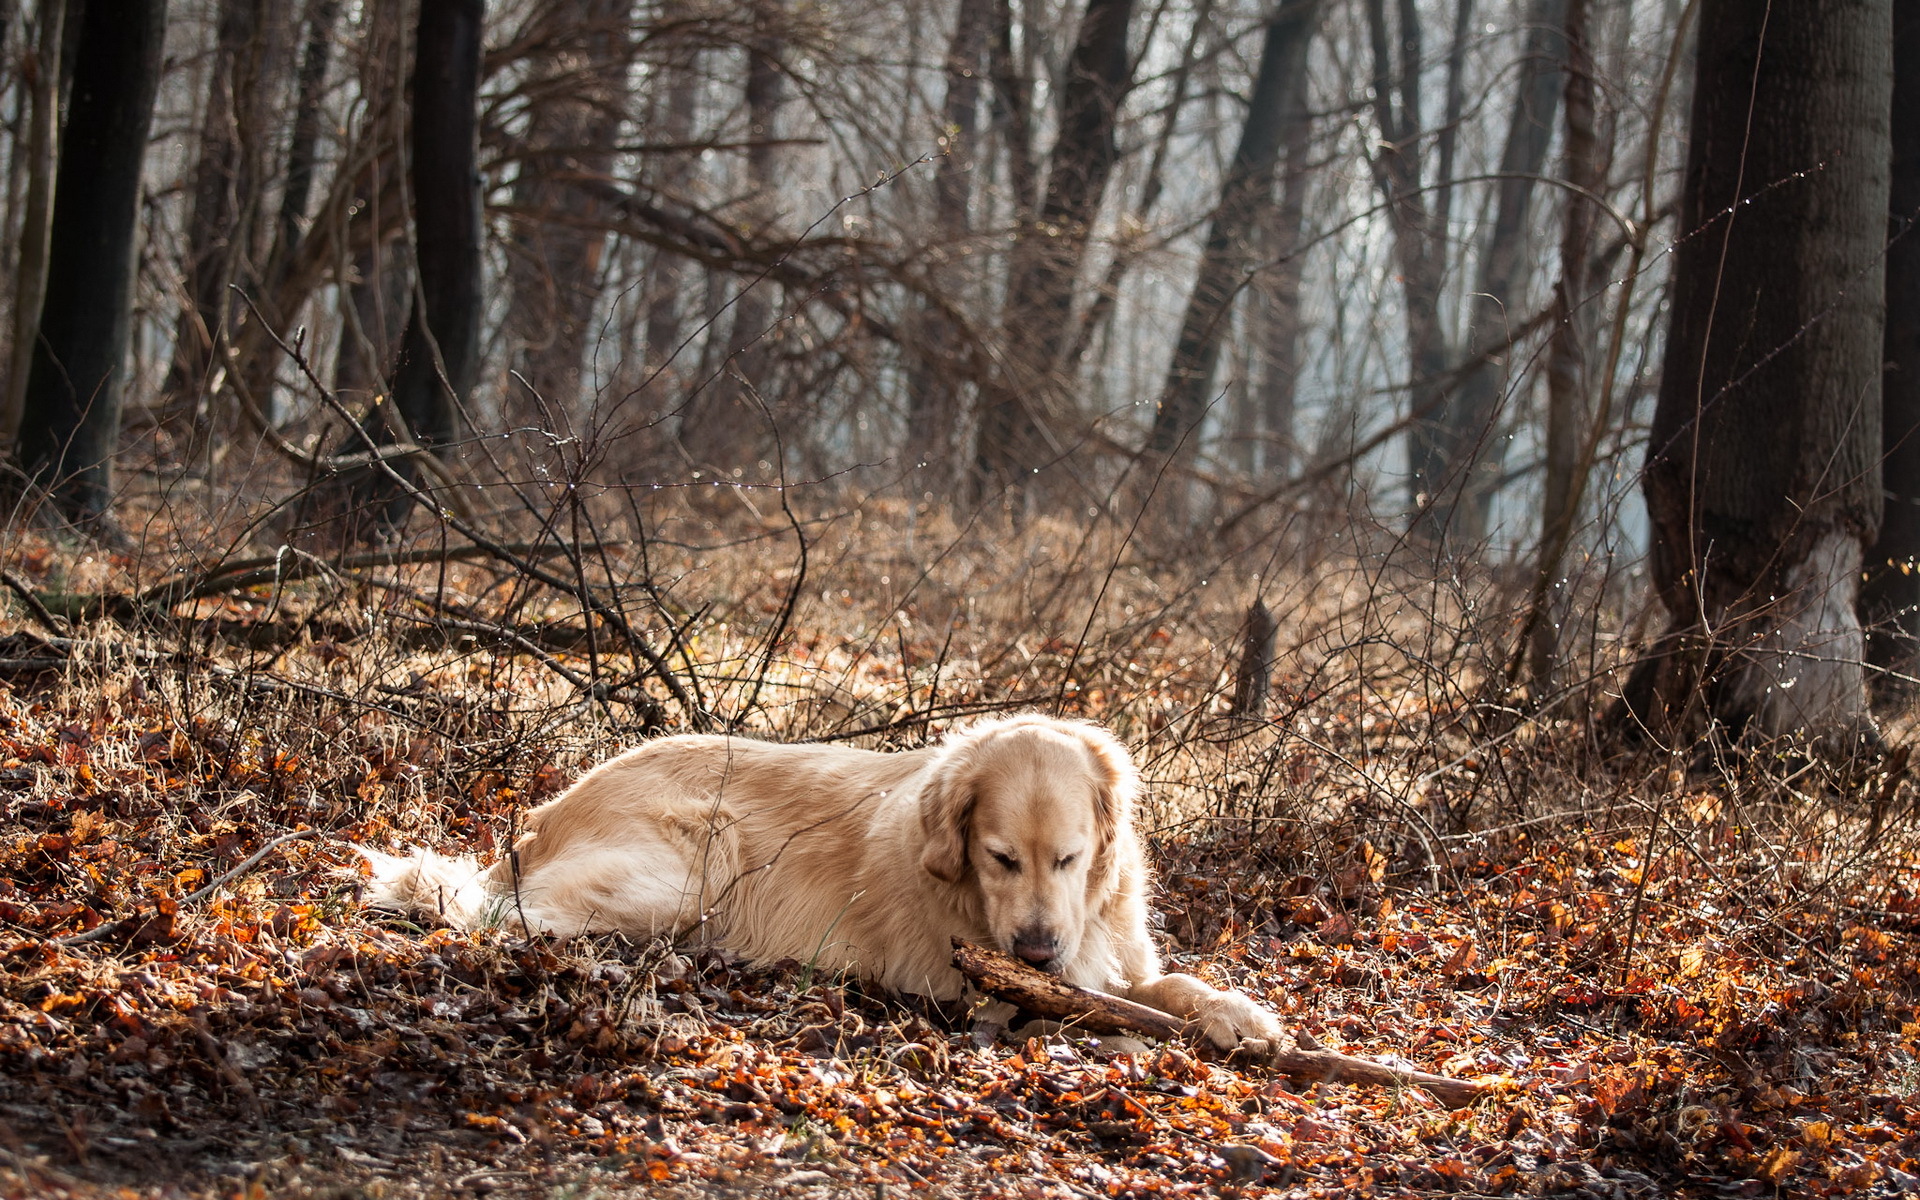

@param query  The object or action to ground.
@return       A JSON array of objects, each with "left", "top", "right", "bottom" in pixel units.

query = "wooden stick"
[{"left": 952, "top": 938, "right": 1488, "bottom": 1106}]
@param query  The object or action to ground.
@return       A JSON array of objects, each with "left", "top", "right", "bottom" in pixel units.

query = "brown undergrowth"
[{"left": 0, "top": 498, "right": 1915, "bottom": 1198}]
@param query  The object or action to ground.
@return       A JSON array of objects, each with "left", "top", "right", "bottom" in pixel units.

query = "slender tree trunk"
[
  {"left": 682, "top": 0, "right": 787, "bottom": 471},
  {"left": 15, "top": 0, "right": 167, "bottom": 527},
  {"left": 1, "top": 0, "right": 65, "bottom": 449},
  {"left": 1624, "top": 0, "right": 1890, "bottom": 747},
  {"left": 972, "top": 0, "right": 1136, "bottom": 498},
  {"left": 1414, "top": 0, "right": 1567, "bottom": 547},
  {"left": 162, "top": 0, "right": 270, "bottom": 412},
  {"left": 1252, "top": 66, "right": 1316, "bottom": 484},
  {"left": 262, "top": 0, "right": 342, "bottom": 300},
  {"left": 1148, "top": 0, "right": 1322, "bottom": 468},
  {"left": 905, "top": 0, "right": 991, "bottom": 492},
  {"left": 642, "top": 48, "right": 699, "bottom": 373},
  {"left": 1528, "top": 0, "right": 1605, "bottom": 686},
  {"left": 504, "top": 0, "right": 631, "bottom": 421},
  {"left": 1863, "top": 0, "right": 1920, "bottom": 702},
  {"left": 1362, "top": 0, "right": 1452, "bottom": 535}
]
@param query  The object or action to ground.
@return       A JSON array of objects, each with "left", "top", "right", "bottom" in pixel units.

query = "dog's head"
[{"left": 919, "top": 715, "right": 1138, "bottom": 971}]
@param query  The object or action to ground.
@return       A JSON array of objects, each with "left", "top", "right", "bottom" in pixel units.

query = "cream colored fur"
[{"left": 362, "top": 713, "right": 1285, "bottom": 1049}]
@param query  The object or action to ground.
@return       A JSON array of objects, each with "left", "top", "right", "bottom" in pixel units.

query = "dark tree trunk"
[
  {"left": 1626, "top": 0, "right": 1890, "bottom": 746},
  {"left": 1863, "top": 0, "right": 1920, "bottom": 702},
  {"left": 503, "top": 0, "right": 632, "bottom": 420},
  {"left": 1412, "top": 0, "right": 1567, "bottom": 548},
  {"left": 972, "top": 0, "right": 1136, "bottom": 497},
  {"left": 1148, "top": 0, "right": 1322, "bottom": 466},
  {"left": 15, "top": 0, "right": 167, "bottom": 525},
  {"left": 389, "top": 0, "right": 484, "bottom": 453}
]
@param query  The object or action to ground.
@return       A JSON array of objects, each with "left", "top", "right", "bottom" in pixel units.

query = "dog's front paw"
[{"left": 1192, "top": 989, "right": 1286, "bottom": 1052}]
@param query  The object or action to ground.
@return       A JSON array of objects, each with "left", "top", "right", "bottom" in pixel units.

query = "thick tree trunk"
[
  {"left": 1627, "top": 0, "right": 1890, "bottom": 746},
  {"left": 503, "top": 0, "right": 631, "bottom": 420},
  {"left": 972, "top": 0, "right": 1135, "bottom": 497},
  {"left": 1863, "top": 0, "right": 1920, "bottom": 703},
  {"left": 15, "top": 0, "right": 167, "bottom": 526},
  {"left": 390, "top": 0, "right": 484, "bottom": 451},
  {"left": 1412, "top": 0, "right": 1567, "bottom": 548},
  {"left": 1148, "top": 0, "right": 1321, "bottom": 468}
]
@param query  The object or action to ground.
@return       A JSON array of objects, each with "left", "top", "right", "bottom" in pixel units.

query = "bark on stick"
[{"left": 952, "top": 939, "right": 1488, "bottom": 1106}]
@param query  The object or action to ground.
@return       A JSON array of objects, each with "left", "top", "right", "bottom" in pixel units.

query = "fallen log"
[{"left": 952, "top": 938, "right": 1488, "bottom": 1107}]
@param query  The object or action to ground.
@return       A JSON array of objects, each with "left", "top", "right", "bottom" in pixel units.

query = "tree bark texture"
[
  {"left": 16, "top": 0, "right": 168, "bottom": 522},
  {"left": 1630, "top": 0, "right": 1890, "bottom": 743},
  {"left": 1148, "top": 0, "right": 1322, "bottom": 466},
  {"left": 389, "top": 0, "right": 485, "bottom": 452},
  {"left": 951, "top": 939, "right": 1487, "bottom": 1106},
  {"left": 1863, "top": 0, "right": 1920, "bottom": 701},
  {"left": 972, "top": 0, "right": 1135, "bottom": 497}
]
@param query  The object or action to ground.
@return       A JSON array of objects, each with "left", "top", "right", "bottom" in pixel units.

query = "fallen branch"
[
  {"left": 952, "top": 939, "right": 1489, "bottom": 1107},
  {"left": 58, "top": 830, "right": 319, "bottom": 948}
]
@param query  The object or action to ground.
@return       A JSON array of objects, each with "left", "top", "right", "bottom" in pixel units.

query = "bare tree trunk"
[
  {"left": 681, "top": 1, "right": 787, "bottom": 472},
  {"left": 14, "top": 0, "right": 167, "bottom": 529},
  {"left": 1624, "top": 0, "right": 1890, "bottom": 748},
  {"left": 162, "top": 0, "right": 272, "bottom": 416},
  {"left": 642, "top": 48, "right": 699, "bottom": 373},
  {"left": 503, "top": 0, "right": 632, "bottom": 422},
  {"left": 1148, "top": 0, "right": 1322, "bottom": 472},
  {"left": 1528, "top": 0, "right": 1606, "bottom": 687},
  {"left": 1, "top": 0, "right": 65, "bottom": 449},
  {"left": 905, "top": 0, "right": 991, "bottom": 493},
  {"left": 1863, "top": 0, "right": 1920, "bottom": 703},
  {"left": 263, "top": 0, "right": 342, "bottom": 299},
  {"left": 972, "top": 0, "right": 1136, "bottom": 498},
  {"left": 1250, "top": 67, "right": 1316, "bottom": 484},
  {"left": 1362, "top": 0, "right": 1453, "bottom": 537},
  {"left": 1415, "top": 0, "right": 1567, "bottom": 548},
  {"left": 347, "top": 0, "right": 483, "bottom": 536}
]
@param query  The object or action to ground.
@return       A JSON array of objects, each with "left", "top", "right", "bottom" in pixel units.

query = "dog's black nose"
[{"left": 1013, "top": 930, "right": 1058, "bottom": 967}]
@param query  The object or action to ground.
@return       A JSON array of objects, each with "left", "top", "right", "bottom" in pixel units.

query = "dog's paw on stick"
[{"left": 950, "top": 938, "right": 1488, "bottom": 1108}]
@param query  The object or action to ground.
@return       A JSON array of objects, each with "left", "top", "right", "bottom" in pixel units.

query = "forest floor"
[{"left": 0, "top": 508, "right": 1917, "bottom": 1198}]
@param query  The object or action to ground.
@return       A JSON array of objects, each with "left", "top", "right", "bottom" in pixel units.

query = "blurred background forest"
[{"left": 5, "top": 2, "right": 1920, "bottom": 1196}]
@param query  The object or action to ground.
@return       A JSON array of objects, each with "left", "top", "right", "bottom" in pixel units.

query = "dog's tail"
[{"left": 352, "top": 845, "right": 502, "bottom": 930}]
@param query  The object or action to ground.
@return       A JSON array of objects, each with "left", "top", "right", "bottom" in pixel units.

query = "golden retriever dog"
[{"left": 362, "top": 713, "right": 1285, "bottom": 1050}]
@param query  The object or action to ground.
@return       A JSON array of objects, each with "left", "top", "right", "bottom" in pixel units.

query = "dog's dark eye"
[
  {"left": 991, "top": 852, "right": 1021, "bottom": 873},
  {"left": 1055, "top": 854, "right": 1078, "bottom": 870}
]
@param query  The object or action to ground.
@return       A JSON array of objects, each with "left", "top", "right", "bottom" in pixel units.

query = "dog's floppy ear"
[
  {"left": 1076, "top": 723, "right": 1139, "bottom": 851},
  {"left": 919, "top": 753, "right": 977, "bottom": 884}
]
